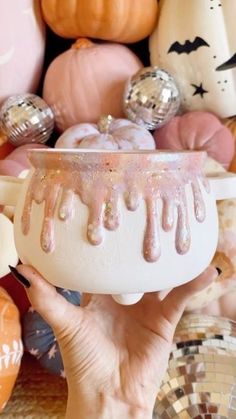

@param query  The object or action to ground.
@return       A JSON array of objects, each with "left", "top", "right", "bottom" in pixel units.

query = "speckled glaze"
[
  {"left": 21, "top": 150, "right": 208, "bottom": 261},
  {"left": 1, "top": 149, "right": 232, "bottom": 304}
]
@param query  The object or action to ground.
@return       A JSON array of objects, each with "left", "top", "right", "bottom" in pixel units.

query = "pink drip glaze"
[
  {"left": 143, "top": 197, "right": 161, "bottom": 262},
  {"left": 162, "top": 198, "right": 174, "bottom": 232},
  {"left": 104, "top": 191, "right": 120, "bottom": 231},
  {"left": 59, "top": 189, "right": 75, "bottom": 221},
  {"left": 21, "top": 150, "right": 209, "bottom": 262},
  {"left": 191, "top": 180, "right": 206, "bottom": 223},
  {"left": 175, "top": 195, "right": 191, "bottom": 255},
  {"left": 125, "top": 189, "right": 140, "bottom": 211}
]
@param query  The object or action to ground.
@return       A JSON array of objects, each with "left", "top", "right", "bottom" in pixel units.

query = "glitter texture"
[{"left": 21, "top": 150, "right": 208, "bottom": 261}]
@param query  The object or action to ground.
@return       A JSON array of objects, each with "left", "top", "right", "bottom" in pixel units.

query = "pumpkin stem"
[
  {"left": 72, "top": 38, "right": 94, "bottom": 50},
  {"left": 98, "top": 115, "right": 114, "bottom": 134}
]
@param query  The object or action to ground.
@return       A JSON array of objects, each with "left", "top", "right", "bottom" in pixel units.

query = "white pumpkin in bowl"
[
  {"left": 149, "top": 0, "right": 236, "bottom": 118},
  {"left": 55, "top": 116, "right": 156, "bottom": 150}
]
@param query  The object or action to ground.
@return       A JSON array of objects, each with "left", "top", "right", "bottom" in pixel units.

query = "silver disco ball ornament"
[
  {"left": 0, "top": 94, "right": 54, "bottom": 146},
  {"left": 153, "top": 314, "right": 236, "bottom": 418},
  {"left": 124, "top": 67, "right": 180, "bottom": 130}
]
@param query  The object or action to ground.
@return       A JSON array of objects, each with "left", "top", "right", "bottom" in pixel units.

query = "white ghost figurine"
[{"left": 150, "top": 0, "right": 236, "bottom": 118}]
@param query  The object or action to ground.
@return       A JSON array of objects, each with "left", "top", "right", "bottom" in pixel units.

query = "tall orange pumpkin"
[
  {"left": 222, "top": 117, "right": 236, "bottom": 173},
  {"left": 41, "top": 0, "right": 159, "bottom": 43},
  {"left": 0, "top": 287, "right": 23, "bottom": 411}
]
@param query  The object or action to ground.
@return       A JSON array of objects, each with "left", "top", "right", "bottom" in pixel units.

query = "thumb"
[
  {"left": 161, "top": 266, "right": 218, "bottom": 327},
  {"left": 11, "top": 265, "right": 81, "bottom": 334}
]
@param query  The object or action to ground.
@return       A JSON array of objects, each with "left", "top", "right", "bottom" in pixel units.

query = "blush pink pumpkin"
[
  {"left": 154, "top": 111, "right": 235, "bottom": 169},
  {"left": 5, "top": 143, "right": 48, "bottom": 168},
  {"left": 0, "top": 160, "right": 25, "bottom": 177},
  {"left": 0, "top": 0, "right": 45, "bottom": 105},
  {"left": 55, "top": 116, "right": 155, "bottom": 150},
  {"left": 43, "top": 38, "right": 143, "bottom": 132}
]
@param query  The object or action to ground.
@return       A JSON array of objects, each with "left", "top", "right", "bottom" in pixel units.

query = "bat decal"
[
  {"left": 216, "top": 53, "right": 236, "bottom": 71},
  {"left": 168, "top": 37, "right": 210, "bottom": 55}
]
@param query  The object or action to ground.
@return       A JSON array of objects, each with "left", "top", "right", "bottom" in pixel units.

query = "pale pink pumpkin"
[
  {"left": 0, "top": 0, "right": 45, "bottom": 105},
  {"left": 155, "top": 111, "right": 235, "bottom": 169},
  {"left": 43, "top": 39, "right": 143, "bottom": 132},
  {"left": 5, "top": 143, "right": 48, "bottom": 168},
  {"left": 55, "top": 116, "right": 155, "bottom": 150},
  {"left": 0, "top": 160, "right": 25, "bottom": 177}
]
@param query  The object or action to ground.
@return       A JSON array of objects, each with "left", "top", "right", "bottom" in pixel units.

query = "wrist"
[{"left": 66, "top": 390, "right": 153, "bottom": 419}]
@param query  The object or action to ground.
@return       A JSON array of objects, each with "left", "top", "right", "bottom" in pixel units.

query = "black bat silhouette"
[{"left": 168, "top": 37, "right": 210, "bottom": 55}]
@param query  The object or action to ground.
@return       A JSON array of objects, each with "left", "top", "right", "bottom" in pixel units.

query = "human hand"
[{"left": 12, "top": 265, "right": 216, "bottom": 419}]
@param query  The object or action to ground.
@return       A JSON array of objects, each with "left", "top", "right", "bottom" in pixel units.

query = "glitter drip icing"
[{"left": 21, "top": 151, "right": 209, "bottom": 262}]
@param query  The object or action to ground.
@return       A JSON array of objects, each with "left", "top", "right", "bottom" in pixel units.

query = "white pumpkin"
[
  {"left": 55, "top": 117, "right": 156, "bottom": 150},
  {"left": 149, "top": 0, "right": 236, "bottom": 118}
]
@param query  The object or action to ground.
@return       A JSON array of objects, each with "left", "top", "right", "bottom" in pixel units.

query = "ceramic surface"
[{"left": 1, "top": 150, "right": 236, "bottom": 304}]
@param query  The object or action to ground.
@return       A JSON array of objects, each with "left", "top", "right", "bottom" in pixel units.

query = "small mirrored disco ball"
[
  {"left": 124, "top": 67, "right": 180, "bottom": 131},
  {"left": 0, "top": 94, "right": 54, "bottom": 146}
]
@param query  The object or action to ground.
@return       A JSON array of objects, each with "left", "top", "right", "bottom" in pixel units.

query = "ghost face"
[{"left": 150, "top": 0, "right": 236, "bottom": 118}]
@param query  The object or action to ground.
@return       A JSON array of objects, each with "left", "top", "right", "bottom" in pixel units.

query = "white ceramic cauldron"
[{"left": 1, "top": 149, "right": 236, "bottom": 305}]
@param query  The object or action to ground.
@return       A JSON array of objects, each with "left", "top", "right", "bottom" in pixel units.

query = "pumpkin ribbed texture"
[
  {"left": 43, "top": 40, "right": 143, "bottom": 131},
  {"left": 41, "top": 0, "right": 159, "bottom": 43},
  {"left": 223, "top": 117, "right": 236, "bottom": 173}
]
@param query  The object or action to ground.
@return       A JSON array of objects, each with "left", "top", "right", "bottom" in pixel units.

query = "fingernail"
[
  {"left": 8, "top": 266, "right": 31, "bottom": 289},
  {"left": 216, "top": 267, "right": 222, "bottom": 276}
]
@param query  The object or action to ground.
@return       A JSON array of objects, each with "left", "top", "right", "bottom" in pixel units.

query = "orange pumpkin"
[
  {"left": 222, "top": 117, "right": 236, "bottom": 172},
  {"left": 41, "top": 0, "right": 159, "bottom": 43},
  {"left": 223, "top": 117, "right": 236, "bottom": 139},
  {"left": 0, "top": 287, "right": 23, "bottom": 411}
]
